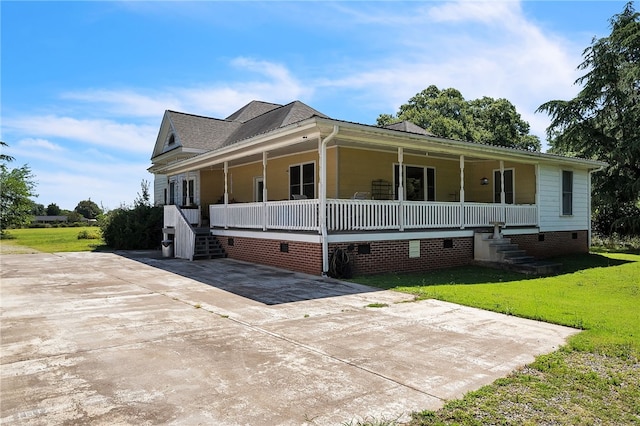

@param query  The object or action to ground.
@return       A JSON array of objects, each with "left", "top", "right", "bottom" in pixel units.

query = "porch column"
[
  {"left": 224, "top": 161, "right": 229, "bottom": 229},
  {"left": 262, "top": 152, "right": 268, "bottom": 231},
  {"left": 186, "top": 171, "right": 191, "bottom": 206},
  {"left": 320, "top": 126, "right": 339, "bottom": 277},
  {"left": 500, "top": 160, "right": 506, "bottom": 223},
  {"left": 459, "top": 155, "right": 465, "bottom": 229},
  {"left": 398, "top": 147, "right": 404, "bottom": 231},
  {"left": 535, "top": 164, "right": 541, "bottom": 228}
]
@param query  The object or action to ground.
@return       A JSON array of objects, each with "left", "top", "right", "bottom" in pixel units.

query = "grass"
[
  {"left": 352, "top": 251, "right": 640, "bottom": 425},
  {"left": 0, "top": 227, "right": 107, "bottom": 253}
]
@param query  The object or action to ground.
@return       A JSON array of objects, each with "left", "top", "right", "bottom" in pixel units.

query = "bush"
[
  {"left": 100, "top": 204, "right": 163, "bottom": 250},
  {"left": 77, "top": 230, "right": 101, "bottom": 240}
]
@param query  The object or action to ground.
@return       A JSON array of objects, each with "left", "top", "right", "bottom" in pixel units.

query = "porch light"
[{"left": 480, "top": 177, "right": 489, "bottom": 185}]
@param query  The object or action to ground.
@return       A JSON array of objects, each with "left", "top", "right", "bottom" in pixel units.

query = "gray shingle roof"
[
  {"left": 158, "top": 101, "right": 329, "bottom": 157},
  {"left": 225, "top": 101, "right": 283, "bottom": 123},
  {"left": 384, "top": 120, "right": 434, "bottom": 136},
  {"left": 167, "top": 111, "right": 241, "bottom": 151},
  {"left": 223, "top": 101, "right": 329, "bottom": 147}
]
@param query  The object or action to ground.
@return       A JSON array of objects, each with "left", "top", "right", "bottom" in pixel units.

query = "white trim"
[
  {"left": 328, "top": 230, "right": 475, "bottom": 243},
  {"left": 560, "top": 169, "right": 574, "bottom": 217},
  {"left": 493, "top": 167, "right": 515, "bottom": 204},
  {"left": 288, "top": 160, "right": 316, "bottom": 199},
  {"left": 210, "top": 227, "right": 541, "bottom": 244},
  {"left": 393, "top": 163, "right": 436, "bottom": 201},
  {"left": 211, "top": 228, "right": 322, "bottom": 243}
]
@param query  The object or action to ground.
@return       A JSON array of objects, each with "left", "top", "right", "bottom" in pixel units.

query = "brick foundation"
[
  {"left": 215, "top": 230, "right": 588, "bottom": 277},
  {"left": 218, "top": 236, "right": 323, "bottom": 276},
  {"left": 329, "top": 238, "right": 474, "bottom": 276},
  {"left": 510, "top": 230, "right": 589, "bottom": 259}
]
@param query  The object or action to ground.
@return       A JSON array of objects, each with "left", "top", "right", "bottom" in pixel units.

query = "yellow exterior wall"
[
  {"left": 209, "top": 150, "right": 322, "bottom": 202},
  {"left": 336, "top": 148, "right": 471, "bottom": 201},
  {"left": 197, "top": 147, "right": 536, "bottom": 205},
  {"left": 200, "top": 169, "right": 224, "bottom": 206},
  {"left": 465, "top": 161, "right": 536, "bottom": 204},
  {"left": 337, "top": 148, "right": 397, "bottom": 198}
]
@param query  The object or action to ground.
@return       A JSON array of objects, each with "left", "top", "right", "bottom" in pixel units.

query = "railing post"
[
  {"left": 262, "top": 152, "right": 268, "bottom": 231},
  {"left": 398, "top": 147, "right": 404, "bottom": 231},
  {"left": 459, "top": 155, "right": 465, "bottom": 229},
  {"left": 224, "top": 161, "right": 229, "bottom": 230}
]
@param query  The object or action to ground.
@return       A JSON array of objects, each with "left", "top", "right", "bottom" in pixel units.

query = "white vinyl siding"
[
  {"left": 153, "top": 174, "right": 168, "bottom": 206},
  {"left": 538, "top": 165, "right": 589, "bottom": 232}
]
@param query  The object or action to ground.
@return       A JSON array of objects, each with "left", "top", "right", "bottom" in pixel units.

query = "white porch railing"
[
  {"left": 209, "top": 200, "right": 538, "bottom": 232},
  {"left": 327, "top": 199, "right": 399, "bottom": 231},
  {"left": 267, "top": 199, "right": 319, "bottom": 230}
]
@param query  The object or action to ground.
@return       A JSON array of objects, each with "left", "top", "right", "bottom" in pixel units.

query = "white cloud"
[
  {"left": 62, "top": 89, "right": 184, "bottom": 118},
  {"left": 311, "top": 1, "right": 585, "bottom": 146},
  {"left": 16, "top": 138, "right": 65, "bottom": 152},
  {"left": 4, "top": 116, "right": 156, "bottom": 154},
  {"left": 56, "top": 57, "right": 310, "bottom": 119},
  {"left": 33, "top": 168, "right": 151, "bottom": 211},
  {"left": 427, "top": 1, "right": 521, "bottom": 25}
]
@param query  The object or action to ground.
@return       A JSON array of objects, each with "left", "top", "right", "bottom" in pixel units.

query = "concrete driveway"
[{"left": 0, "top": 252, "right": 577, "bottom": 425}]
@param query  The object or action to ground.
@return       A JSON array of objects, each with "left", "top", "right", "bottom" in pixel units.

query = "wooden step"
[{"left": 193, "top": 235, "right": 227, "bottom": 260}]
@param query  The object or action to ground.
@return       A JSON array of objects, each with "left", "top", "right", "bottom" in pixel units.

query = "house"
[
  {"left": 149, "top": 100, "right": 606, "bottom": 276},
  {"left": 32, "top": 215, "right": 68, "bottom": 224}
]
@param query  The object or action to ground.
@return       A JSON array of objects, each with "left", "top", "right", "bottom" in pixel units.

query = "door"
[
  {"left": 255, "top": 177, "right": 264, "bottom": 202},
  {"left": 394, "top": 165, "right": 435, "bottom": 201},
  {"left": 494, "top": 169, "right": 514, "bottom": 204}
]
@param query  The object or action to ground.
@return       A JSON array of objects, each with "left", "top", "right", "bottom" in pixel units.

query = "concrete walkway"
[{"left": 0, "top": 252, "right": 577, "bottom": 425}]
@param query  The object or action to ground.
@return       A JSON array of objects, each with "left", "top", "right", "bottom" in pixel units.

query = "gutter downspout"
[
  {"left": 588, "top": 165, "right": 605, "bottom": 247},
  {"left": 320, "top": 125, "right": 339, "bottom": 277}
]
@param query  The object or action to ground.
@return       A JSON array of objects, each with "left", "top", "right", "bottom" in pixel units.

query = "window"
[
  {"left": 169, "top": 182, "right": 176, "bottom": 205},
  {"left": 254, "top": 177, "right": 264, "bottom": 202},
  {"left": 182, "top": 179, "right": 194, "bottom": 206},
  {"left": 168, "top": 134, "right": 176, "bottom": 145},
  {"left": 562, "top": 170, "right": 573, "bottom": 215},
  {"left": 289, "top": 162, "right": 315, "bottom": 199},
  {"left": 493, "top": 169, "right": 514, "bottom": 204},
  {"left": 394, "top": 165, "right": 435, "bottom": 201}
]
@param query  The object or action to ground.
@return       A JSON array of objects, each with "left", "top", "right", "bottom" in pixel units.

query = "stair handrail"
[{"left": 172, "top": 206, "right": 196, "bottom": 261}]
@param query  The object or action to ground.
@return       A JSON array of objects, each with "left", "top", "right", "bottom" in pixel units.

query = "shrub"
[
  {"left": 77, "top": 230, "right": 101, "bottom": 240},
  {"left": 100, "top": 204, "right": 163, "bottom": 250}
]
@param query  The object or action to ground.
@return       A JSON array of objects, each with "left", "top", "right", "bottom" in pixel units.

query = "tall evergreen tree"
[{"left": 538, "top": 2, "right": 640, "bottom": 235}]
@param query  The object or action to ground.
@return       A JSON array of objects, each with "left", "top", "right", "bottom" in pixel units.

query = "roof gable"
[
  {"left": 225, "top": 101, "right": 283, "bottom": 123},
  {"left": 167, "top": 111, "right": 240, "bottom": 151},
  {"left": 222, "top": 101, "right": 329, "bottom": 147}
]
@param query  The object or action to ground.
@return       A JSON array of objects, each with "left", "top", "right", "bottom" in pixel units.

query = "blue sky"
[{"left": 1, "top": 1, "right": 627, "bottom": 211}]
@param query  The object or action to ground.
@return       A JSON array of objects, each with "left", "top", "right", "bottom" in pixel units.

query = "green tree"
[
  {"left": 0, "top": 141, "right": 15, "bottom": 162},
  {"left": 31, "top": 203, "right": 46, "bottom": 216},
  {"left": 0, "top": 144, "right": 37, "bottom": 234},
  {"left": 74, "top": 199, "right": 102, "bottom": 219},
  {"left": 537, "top": 2, "right": 640, "bottom": 236},
  {"left": 67, "top": 211, "right": 84, "bottom": 223},
  {"left": 46, "top": 203, "right": 61, "bottom": 216},
  {"left": 378, "top": 85, "right": 541, "bottom": 151}
]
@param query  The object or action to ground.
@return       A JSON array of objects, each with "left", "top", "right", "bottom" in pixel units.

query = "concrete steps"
[{"left": 475, "top": 232, "right": 561, "bottom": 275}]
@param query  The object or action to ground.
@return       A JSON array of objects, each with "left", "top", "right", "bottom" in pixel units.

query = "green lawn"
[
  {"left": 0, "top": 227, "right": 106, "bottom": 253},
  {"left": 352, "top": 251, "right": 640, "bottom": 425}
]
